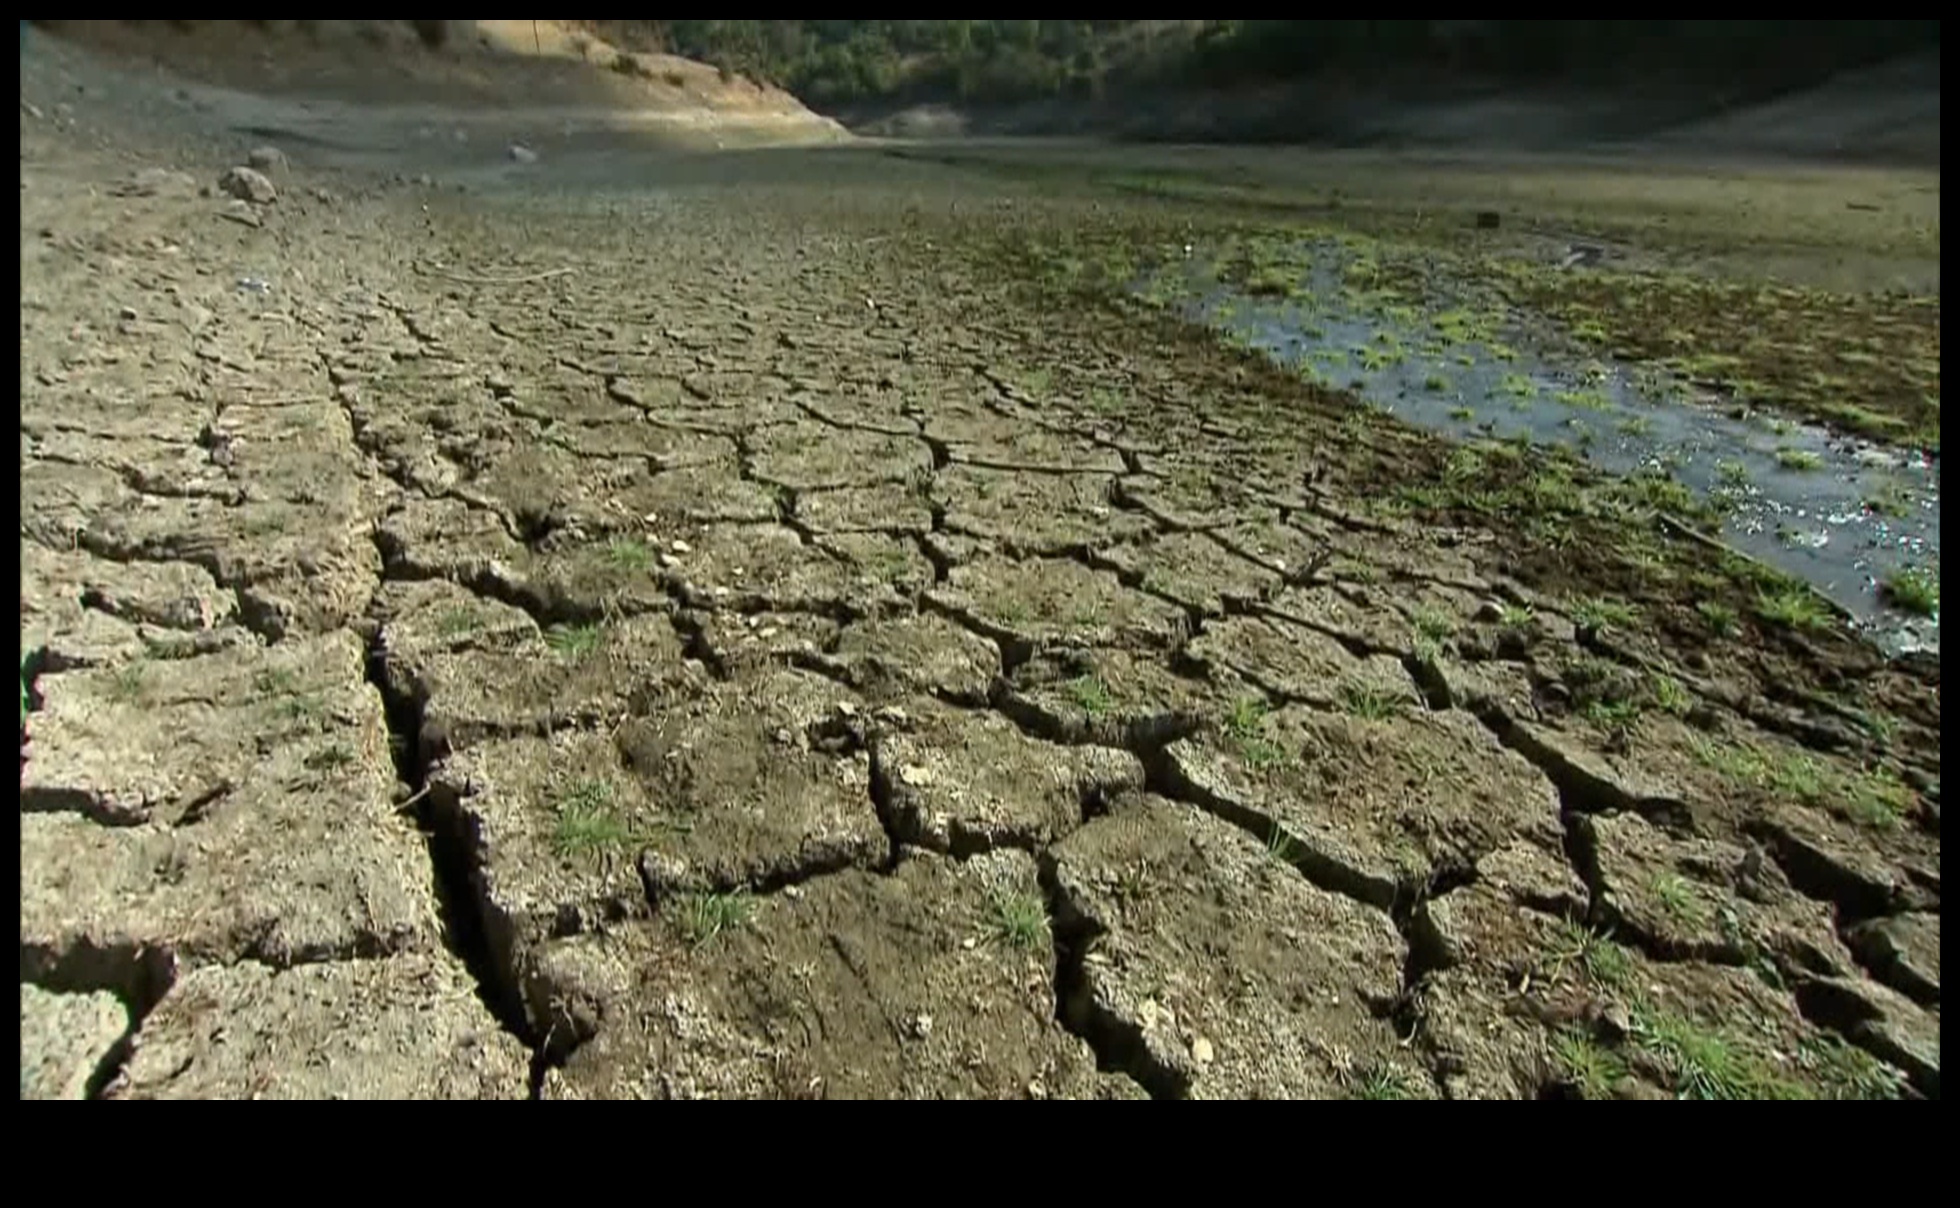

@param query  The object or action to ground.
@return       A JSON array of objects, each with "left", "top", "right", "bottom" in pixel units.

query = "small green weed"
[
  {"left": 1650, "top": 673, "right": 1693, "bottom": 717},
  {"left": 1629, "top": 1006, "right": 1811, "bottom": 1100},
  {"left": 549, "top": 778, "right": 634, "bottom": 859},
  {"left": 1774, "top": 448, "right": 1823, "bottom": 472},
  {"left": 1582, "top": 697, "right": 1641, "bottom": 730},
  {"left": 1571, "top": 596, "right": 1638, "bottom": 633},
  {"left": 1755, "top": 588, "right": 1831, "bottom": 631},
  {"left": 1882, "top": 567, "right": 1938, "bottom": 617},
  {"left": 1410, "top": 608, "right": 1456, "bottom": 645},
  {"left": 1264, "top": 821, "right": 1299, "bottom": 865},
  {"left": 1225, "top": 696, "right": 1287, "bottom": 770},
  {"left": 545, "top": 622, "right": 604, "bottom": 660},
  {"left": 1496, "top": 603, "right": 1536, "bottom": 631},
  {"left": 1551, "top": 921, "right": 1632, "bottom": 987},
  {"left": 675, "top": 891, "right": 755, "bottom": 946},
  {"left": 1551, "top": 1030, "right": 1627, "bottom": 1099},
  {"left": 608, "top": 537, "right": 654, "bottom": 572},
  {"left": 1349, "top": 1060, "right": 1414, "bottom": 1100},
  {"left": 1650, "top": 872, "right": 1706, "bottom": 927},
  {"left": 1696, "top": 600, "right": 1740, "bottom": 636},
  {"left": 1715, "top": 459, "right": 1752, "bottom": 487},
  {"left": 1338, "top": 679, "right": 1404, "bottom": 721},
  {"left": 1067, "top": 675, "right": 1112, "bottom": 717},
  {"left": 1797, "top": 1035, "right": 1905, "bottom": 1100},
  {"left": 985, "top": 890, "right": 1050, "bottom": 951}
]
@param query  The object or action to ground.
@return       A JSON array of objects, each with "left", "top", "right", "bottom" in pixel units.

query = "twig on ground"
[{"left": 417, "top": 261, "right": 577, "bottom": 285}]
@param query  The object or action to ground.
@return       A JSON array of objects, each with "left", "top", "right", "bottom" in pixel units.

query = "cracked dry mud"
[{"left": 21, "top": 72, "right": 1942, "bottom": 1103}]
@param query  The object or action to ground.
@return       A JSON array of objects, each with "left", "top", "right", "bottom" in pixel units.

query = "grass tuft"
[{"left": 984, "top": 890, "right": 1050, "bottom": 951}]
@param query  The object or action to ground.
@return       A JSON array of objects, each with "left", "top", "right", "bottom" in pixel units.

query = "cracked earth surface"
[{"left": 20, "top": 47, "right": 1941, "bottom": 1101}]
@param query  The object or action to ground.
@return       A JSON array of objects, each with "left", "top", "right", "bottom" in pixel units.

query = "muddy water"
[{"left": 1144, "top": 238, "right": 1940, "bottom": 655}]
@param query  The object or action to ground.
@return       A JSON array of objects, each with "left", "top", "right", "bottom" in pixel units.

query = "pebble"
[
  {"left": 1191, "top": 1036, "right": 1215, "bottom": 1064},
  {"left": 217, "top": 165, "right": 277, "bottom": 205},
  {"left": 507, "top": 143, "right": 538, "bottom": 164},
  {"left": 217, "top": 199, "right": 262, "bottom": 228},
  {"left": 246, "top": 145, "right": 288, "bottom": 174}
]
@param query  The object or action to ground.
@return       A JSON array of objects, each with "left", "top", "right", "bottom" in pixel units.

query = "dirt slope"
[{"left": 30, "top": 20, "right": 848, "bottom": 147}]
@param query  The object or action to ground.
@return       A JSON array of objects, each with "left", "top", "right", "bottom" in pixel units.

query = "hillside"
[
  {"left": 28, "top": 20, "right": 847, "bottom": 146},
  {"left": 609, "top": 21, "right": 1942, "bottom": 160}
]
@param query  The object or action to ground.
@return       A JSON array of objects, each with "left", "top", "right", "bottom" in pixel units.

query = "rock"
[
  {"left": 1842, "top": 913, "right": 1940, "bottom": 1005},
  {"left": 217, "top": 166, "right": 277, "bottom": 205},
  {"left": 112, "top": 954, "right": 530, "bottom": 1099},
  {"left": 507, "top": 143, "right": 539, "bottom": 164},
  {"left": 20, "top": 984, "right": 129, "bottom": 1100},
  {"left": 114, "top": 167, "right": 199, "bottom": 198},
  {"left": 245, "top": 144, "right": 287, "bottom": 174},
  {"left": 217, "top": 198, "right": 263, "bottom": 228},
  {"left": 1793, "top": 974, "right": 1940, "bottom": 1098}
]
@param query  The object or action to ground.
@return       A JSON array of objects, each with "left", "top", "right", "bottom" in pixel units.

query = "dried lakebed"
[
  {"left": 1139, "top": 235, "right": 1940, "bottom": 655},
  {"left": 18, "top": 62, "right": 1942, "bottom": 1098}
]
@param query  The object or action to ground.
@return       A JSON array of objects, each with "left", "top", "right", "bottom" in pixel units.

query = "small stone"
[
  {"left": 1191, "top": 1036, "right": 1215, "bottom": 1064},
  {"left": 781, "top": 885, "right": 803, "bottom": 901},
  {"left": 670, "top": 538, "right": 691, "bottom": 553},
  {"left": 117, "top": 305, "right": 137, "bottom": 321},
  {"left": 217, "top": 199, "right": 262, "bottom": 228},
  {"left": 911, "top": 1013, "right": 934, "bottom": 1040},
  {"left": 119, "top": 167, "right": 199, "bottom": 198},
  {"left": 217, "top": 166, "right": 277, "bottom": 205},
  {"left": 656, "top": 552, "right": 678, "bottom": 569},
  {"left": 961, "top": 937, "right": 977, "bottom": 950},
  {"left": 507, "top": 143, "right": 539, "bottom": 164},
  {"left": 246, "top": 145, "right": 288, "bottom": 173},
  {"left": 1026, "top": 1077, "right": 1047, "bottom": 1099}
]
